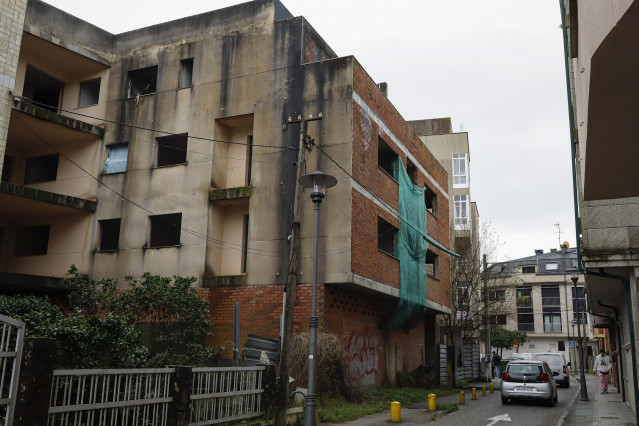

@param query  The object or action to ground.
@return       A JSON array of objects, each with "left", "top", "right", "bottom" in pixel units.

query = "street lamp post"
[
  {"left": 571, "top": 322, "right": 577, "bottom": 374},
  {"left": 298, "top": 171, "right": 337, "bottom": 426},
  {"left": 571, "top": 270, "right": 589, "bottom": 401}
]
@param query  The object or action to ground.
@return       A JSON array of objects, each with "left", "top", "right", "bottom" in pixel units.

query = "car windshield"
[{"left": 508, "top": 364, "right": 542, "bottom": 375}]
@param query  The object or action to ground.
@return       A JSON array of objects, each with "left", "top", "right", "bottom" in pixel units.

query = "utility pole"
[
  {"left": 483, "top": 254, "right": 491, "bottom": 380},
  {"left": 275, "top": 114, "right": 322, "bottom": 426}
]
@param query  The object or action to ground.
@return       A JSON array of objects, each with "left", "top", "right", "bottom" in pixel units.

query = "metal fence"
[
  {"left": 190, "top": 366, "right": 265, "bottom": 425},
  {"left": 0, "top": 314, "right": 25, "bottom": 426},
  {"left": 48, "top": 368, "right": 175, "bottom": 426}
]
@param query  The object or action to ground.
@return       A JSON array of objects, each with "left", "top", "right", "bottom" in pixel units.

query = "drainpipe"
[
  {"left": 597, "top": 300, "right": 625, "bottom": 401},
  {"left": 558, "top": 0, "right": 582, "bottom": 272},
  {"left": 589, "top": 269, "right": 639, "bottom": 421}
]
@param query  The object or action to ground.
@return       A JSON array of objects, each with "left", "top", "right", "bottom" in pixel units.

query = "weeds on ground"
[{"left": 318, "top": 386, "right": 456, "bottom": 423}]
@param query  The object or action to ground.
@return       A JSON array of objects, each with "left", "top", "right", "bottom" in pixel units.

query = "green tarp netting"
[{"left": 381, "top": 157, "right": 429, "bottom": 331}]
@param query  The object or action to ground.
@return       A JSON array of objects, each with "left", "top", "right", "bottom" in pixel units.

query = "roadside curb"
[{"left": 556, "top": 377, "right": 580, "bottom": 426}]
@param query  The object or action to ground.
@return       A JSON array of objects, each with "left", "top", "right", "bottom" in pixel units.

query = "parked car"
[
  {"left": 511, "top": 352, "right": 534, "bottom": 360},
  {"left": 501, "top": 360, "right": 558, "bottom": 406},
  {"left": 534, "top": 352, "right": 570, "bottom": 388}
]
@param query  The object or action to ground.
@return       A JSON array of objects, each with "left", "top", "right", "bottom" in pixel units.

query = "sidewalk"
[{"left": 565, "top": 372, "right": 636, "bottom": 425}]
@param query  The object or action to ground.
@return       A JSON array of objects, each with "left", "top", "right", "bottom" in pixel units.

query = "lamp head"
[{"left": 298, "top": 171, "right": 337, "bottom": 203}]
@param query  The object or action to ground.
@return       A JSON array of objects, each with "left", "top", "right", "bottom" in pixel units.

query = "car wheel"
[
  {"left": 545, "top": 396, "right": 555, "bottom": 407},
  {"left": 554, "top": 393, "right": 558, "bottom": 403},
  {"left": 565, "top": 380, "right": 570, "bottom": 388},
  {"left": 501, "top": 397, "right": 508, "bottom": 404}
]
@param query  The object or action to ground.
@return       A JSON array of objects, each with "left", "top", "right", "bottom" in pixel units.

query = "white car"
[
  {"left": 511, "top": 353, "right": 533, "bottom": 360},
  {"left": 533, "top": 352, "right": 570, "bottom": 388},
  {"left": 501, "top": 360, "right": 558, "bottom": 406}
]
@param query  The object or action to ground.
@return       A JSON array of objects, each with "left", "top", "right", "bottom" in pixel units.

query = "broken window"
[
  {"left": 104, "top": 143, "right": 128, "bottom": 174},
  {"left": 127, "top": 66, "right": 158, "bottom": 98},
  {"left": 179, "top": 58, "right": 193, "bottom": 89},
  {"left": 149, "top": 213, "right": 182, "bottom": 247},
  {"left": 14, "top": 225, "right": 50, "bottom": 256},
  {"left": 24, "top": 154, "right": 59, "bottom": 184},
  {"left": 426, "top": 249, "right": 439, "bottom": 279},
  {"left": 377, "top": 217, "right": 397, "bottom": 256},
  {"left": 78, "top": 78, "right": 101, "bottom": 107},
  {"left": 424, "top": 184, "right": 437, "bottom": 216},
  {"left": 378, "top": 136, "right": 398, "bottom": 179},
  {"left": 157, "top": 134, "right": 188, "bottom": 167},
  {"left": 23, "top": 65, "right": 63, "bottom": 112},
  {"left": 2, "top": 155, "right": 14, "bottom": 182},
  {"left": 99, "top": 218, "right": 121, "bottom": 251}
]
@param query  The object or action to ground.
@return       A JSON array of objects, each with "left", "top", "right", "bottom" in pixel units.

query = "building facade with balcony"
[
  {"left": 489, "top": 247, "right": 588, "bottom": 365},
  {"left": 0, "top": 0, "right": 455, "bottom": 386},
  {"left": 561, "top": 0, "right": 639, "bottom": 417}
]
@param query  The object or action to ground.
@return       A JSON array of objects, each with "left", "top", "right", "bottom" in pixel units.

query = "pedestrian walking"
[
  {"left": 594, "top": 348, "right": 611, "bottom": 393},
  {"left": 492, "top": 351, "right": 501, "bottom": 379}
]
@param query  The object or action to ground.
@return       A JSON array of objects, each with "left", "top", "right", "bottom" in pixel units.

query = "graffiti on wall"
[{"left": 347, "top": 328, "right": 383, "bottom": 385}]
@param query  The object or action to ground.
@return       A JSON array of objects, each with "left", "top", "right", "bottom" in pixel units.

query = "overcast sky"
[{"left": 42, "top": 0, "right": 575, "bottom": 261}]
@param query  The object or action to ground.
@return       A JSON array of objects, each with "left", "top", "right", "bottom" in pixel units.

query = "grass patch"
[
  {"left": 318, "top": 387, "right": 455, "bottom": 423},
  {"left": 436, "top": 402, "right": 457, "bottom": 411}
]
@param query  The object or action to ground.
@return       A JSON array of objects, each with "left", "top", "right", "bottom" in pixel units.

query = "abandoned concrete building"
[{"left": 0, "top": 0, "right": 456, "bottom": 385}]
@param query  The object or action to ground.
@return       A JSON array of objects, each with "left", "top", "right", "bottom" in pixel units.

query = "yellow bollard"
[
  {"left": 472, "top": 387, "right": 477, "bottom": 400},
  {"left": 490, "top": 383, "right": 494, "bottom": 393},
  {"left": 482, "top": 385, "right": 486, "bottom": 396},
  {"left": 390, "top": 401, "right": 401, "bottom": 422},
  {"left": 428, "top": 393, "right": 437, "bottom": 411},
  {"left": 460, "top": 391, "right": 465, "bottom": 404}
]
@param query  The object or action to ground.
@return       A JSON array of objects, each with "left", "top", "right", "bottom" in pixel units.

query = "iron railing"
[
  {"left": 190, "top": 366, "right": 265, "bottom": 425},
  {"left": 0, "top": 314, "right": 25, "bottom": 426},
  {"left": 48, "top": 368, "right": 174, "bottom": 426}
]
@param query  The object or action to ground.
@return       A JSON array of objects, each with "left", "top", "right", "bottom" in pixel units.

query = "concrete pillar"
[
  {"left": 0, "top": 0, "right": 27, "bottom": 178},
  {"left": 13, "top": 337, "right": 57, "bottom": 426}
]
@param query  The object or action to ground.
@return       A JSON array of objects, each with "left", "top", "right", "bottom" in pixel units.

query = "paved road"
[
  {"left": 430, "top": 386, "right": 578, "bottom": 426},
  {"left": 322, "top": 384, "right": 579, "bottom": 426}
]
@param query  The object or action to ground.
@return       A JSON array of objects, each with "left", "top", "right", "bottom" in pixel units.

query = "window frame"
[
  {"left": 545, "top": 262, "right": 559, "bottom": 271},
  {"left": 377, "top": 217, "right": 398, "bottom": 257},
  {"left": 104, "top": 143, "right": 129, "bottom": 174},
  {"left": 148, "top": 213, "right": 182, "bottom": 248},
  {"left": 522, "top": 265, "right": 536, "bottom": 274},
  {"left": 98, "top": 218, "right": 121, "bottom": 252},
  {"left": 14, "top": 225, "right": 50, "bottom": 256},
  {"left": 377, "top": 136, "right": 399, "bottom": 180},
  {"left": 126, "top": 65, "right": 158, "bottom": 98},
  {"left": 452, "top": 153, "right": 468, "bottom": 188},
  {"left": 453, "top": 194, "right": 469, "bottom": 230},
  {"left": 78, "top": 78, "right": 101, "bottom": 107},
  {"left": 179, "top": 58, "right": 194, "bottom": 89},
  {"left": 156, "top": 134, "right": 188, "bottom": 167},
  {"left": 426, "top": 249, "right": 439, "bottom": 279},
  {"left": 24, "top": 154, "right": 59, "bottom": 184}
]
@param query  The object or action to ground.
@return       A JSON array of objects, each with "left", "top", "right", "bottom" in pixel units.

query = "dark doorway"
[{"left": 23, "top": 65, "right": 63, "bottom": 112}]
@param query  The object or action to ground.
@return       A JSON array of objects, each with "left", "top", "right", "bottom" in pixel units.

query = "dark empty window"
[
  {"left": 522, "top": 265, "right": 535, "bottom": 274},
  {"left": 157, "top": 134, "right": 188, "bottom": 167},
  {"left": 127, "top": 66, "right": 158, "bottom": 97},
  {"left": 78, "top": 78, "right": 101, "bottom": 107},
  {"left": 378, "top": 136, "right": 398, "bottom": 179},
  {"left": 179, "top": 58, "right": 193, "bottom": 89},
  {"left": 14, "top": 225, "right": 50, "bottom": 256},
  {"left": 406, "top": 159, "right": 418, "bottom": 185},
  {"left": 424, "top": 184, "right": 437, "bottom": 216},
  {"left": 426, "top": 249, "right": 439, "bottom": 279},
  {"left": 2, "top": 155, "right": 14, "bottom": 182},
  {"left": 23, "top": 65, "right": 63, "bottom": 112},
  {"left": 377, "top": 217, "right": 397, "bottom": 256},
  {"left": 241, "top": 215, "right": 249, "bottom": 274},
  {"left": 558, "top": 341, "right": 565, "bottom": 351},
  {"left": 24, "top": 154, "right": 59, "bottom": 184},
  {"left": 149, "top": 213, "right": 182, "bottom": 247},
  {"left": 490, "top": 315, "right": 507, "bottom": 326},
  {"left": 99, "top": 219, "right": 121, "bottom": 251}
]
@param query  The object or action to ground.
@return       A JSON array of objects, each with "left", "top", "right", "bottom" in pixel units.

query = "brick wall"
[{"left": 303, "top": 31, "right": 331, "bottom": 64}]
